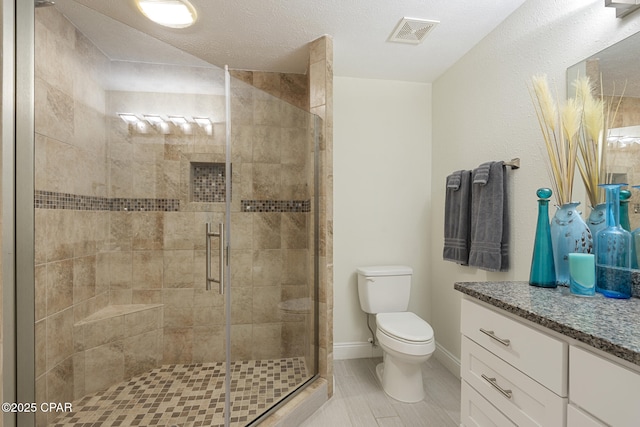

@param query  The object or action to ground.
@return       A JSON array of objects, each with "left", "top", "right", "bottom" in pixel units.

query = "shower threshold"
[{"left": 50, "top": 357, "right": 308, "bottom": 427}]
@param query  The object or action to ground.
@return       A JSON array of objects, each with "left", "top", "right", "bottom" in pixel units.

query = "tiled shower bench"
[{"left": 73, "top": 304, "right": 164, "bottom": 395}]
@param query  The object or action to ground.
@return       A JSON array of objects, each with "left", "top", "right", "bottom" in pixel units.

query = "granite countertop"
[{"left": 454, "top": 281, "right": 640, "bottom": 367}]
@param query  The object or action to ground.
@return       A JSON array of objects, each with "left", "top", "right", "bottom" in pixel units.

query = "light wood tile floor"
[{"left": 300, "top": 357, "right": 461, "bottom": 427}]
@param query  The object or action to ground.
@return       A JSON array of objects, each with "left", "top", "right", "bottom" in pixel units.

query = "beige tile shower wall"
[
  {"left": 106, "top": 87, "right": 227, "bottom": 366},
  {"left": 106, "top": 90, "right": 226, "bottom": 202},
  {"left": 230, "top": 70, "right": 309, "bottom": 111},
  {"left": 34, "top": 8, "right": 111, "bottom": 425},
  {"left": 309, "top": 35, "right": 333, "bottom": 396},
  {"left": 229, "top": 79, "right": 312, "bottom": 363},
  {"left": 231, "top": 62, "right": 320, "bottom": 375},
  {"left": 107, "top": 75, "right": 313, "bottom": 365}
]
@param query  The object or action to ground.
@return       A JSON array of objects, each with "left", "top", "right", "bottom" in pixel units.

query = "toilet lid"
[{"left": 376, "top": 312, "right": 434, "bottom": 343}]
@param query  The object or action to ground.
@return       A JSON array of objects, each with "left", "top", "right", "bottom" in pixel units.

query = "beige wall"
[
  {"left": 430, "top": 0, "right": 640, "bottom": 374},
  {"left": 332, "top": 1, "right": 640, "bottom": 377},
  {"left": 333, "top": 77, "right": 432, "bottom": 358}
]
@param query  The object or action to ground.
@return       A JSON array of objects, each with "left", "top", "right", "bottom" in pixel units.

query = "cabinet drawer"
[
  {"left": 462, "top": 380, "right": 516, "bottom": 427},
  {"left": 461, "top": 298, "right": 568, "bottom": 395},
  {"left": 462, "top": 337, "right": 566, "bottom": 427},
  {"left": 567, "top": 404, "right": 604, "bottom": 427},
  {"left": 570, "top": 346, "right": 640, "bottom": 427}
]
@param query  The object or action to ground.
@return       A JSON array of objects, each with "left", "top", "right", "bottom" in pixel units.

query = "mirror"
[{"left": 567, "top": 31, "right": 640, "bottom": 233}]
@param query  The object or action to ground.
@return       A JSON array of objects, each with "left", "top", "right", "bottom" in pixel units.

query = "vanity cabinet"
[
  {"left": 461, "top": 298, "right": 567, "bottom": 426},
  {"left": 456, "top": 281, "right": 640, "bottom": 427},
  {"left": 460, "top": 296, "right": 640, "bottom": 427}
]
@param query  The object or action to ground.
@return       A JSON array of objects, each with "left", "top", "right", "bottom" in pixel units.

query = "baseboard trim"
[
  {"left": 434, "top": 341, "right": 461, "bottom": 379},
  {"left": 333, "top": 341, "right": 383, "bottom": 360}
]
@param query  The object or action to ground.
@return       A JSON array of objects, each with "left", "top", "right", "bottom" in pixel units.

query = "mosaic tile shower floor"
[{"left": 51, "top": 358, "right": 308, "bottom": 427}]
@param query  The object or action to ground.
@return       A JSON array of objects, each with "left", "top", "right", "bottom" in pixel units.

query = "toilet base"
[{"left": 375, "top": 354, "right": 426, "bottom": 403}]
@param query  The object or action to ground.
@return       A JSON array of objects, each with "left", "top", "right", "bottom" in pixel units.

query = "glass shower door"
[
  {"left": 19, "top": 2, "right": 319, "bottom": 426},
  {"left": 226, "top": 74, "right": 319, "bottom": 425},
  {"left": 27, "top": 3, "right": 233, "bottom": 426}
]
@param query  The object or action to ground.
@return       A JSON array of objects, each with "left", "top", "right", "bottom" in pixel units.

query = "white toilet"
[{"left": 357, "top": 265, "right": 435, "bottom": 403}]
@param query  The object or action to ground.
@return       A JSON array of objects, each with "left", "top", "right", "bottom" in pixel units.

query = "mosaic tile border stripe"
[
  {"left": 242, "top": 199, "right": 311, "bottom": 213},
  {"left": 35, "top": 192, "right": 311, "bottom": 213},
  {"left": 35, "top": 190, "right": 180, "bottom": 212}
]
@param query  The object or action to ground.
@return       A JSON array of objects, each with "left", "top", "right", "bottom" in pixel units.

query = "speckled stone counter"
[{"left": 454, "top": 281, "right": 640, "bottom": 368}]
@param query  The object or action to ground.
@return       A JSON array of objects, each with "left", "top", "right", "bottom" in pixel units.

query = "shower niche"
[
  {"left": 180, "top": 153, "right": 231, "bottom": 209},
  {"left": 191, "top": 162, "right": 229, "bottom": 203}
]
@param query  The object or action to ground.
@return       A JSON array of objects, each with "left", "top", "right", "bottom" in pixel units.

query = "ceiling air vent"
[{"left": 388, "top": 17, "right": 439, "bottom": 45}]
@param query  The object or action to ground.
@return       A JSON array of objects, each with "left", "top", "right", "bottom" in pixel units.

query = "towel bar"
[{"left": 504, "top": 158, "right": 520, "bottom": 169}]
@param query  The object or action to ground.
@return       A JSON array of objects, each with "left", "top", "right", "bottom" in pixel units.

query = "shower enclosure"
[{"left": 12, "top": 1, "right": 319, "bottom": 426}]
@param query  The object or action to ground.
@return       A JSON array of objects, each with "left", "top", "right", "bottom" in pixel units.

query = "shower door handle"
[{"left": 206, "top": 223, "right": 225, "bottom": 294}]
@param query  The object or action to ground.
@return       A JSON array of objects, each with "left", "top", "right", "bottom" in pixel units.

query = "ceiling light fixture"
[{"left": 136, "top": 0, "right": 197, "bottom": 28}]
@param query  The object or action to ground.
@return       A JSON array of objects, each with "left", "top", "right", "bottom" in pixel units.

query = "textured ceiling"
[{"left": 52, "top": 0, "right": 527, "bottom": 83}]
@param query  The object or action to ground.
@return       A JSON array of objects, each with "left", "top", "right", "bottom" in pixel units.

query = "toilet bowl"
[
  {"left": 375, "top": 312, "right": 435, "bottom": 402},
  {"left": 356, "top": 266, "right": 436, "bottom": 403}
]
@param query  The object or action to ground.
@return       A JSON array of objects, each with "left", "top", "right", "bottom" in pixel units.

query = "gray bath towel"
[
  {"left": 443, "top": 170, "right": 472, "bottom": 265},
  {"left": 468, "top": 161, "right": 510, "bottom": 271}
]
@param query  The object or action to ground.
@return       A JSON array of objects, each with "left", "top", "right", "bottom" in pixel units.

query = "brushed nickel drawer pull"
[
  {"left": 481, "top": 374, "right": 513, "bottom": 399},
  {"left": 479, "top": 328, "right": 511, "bottom": 347}
]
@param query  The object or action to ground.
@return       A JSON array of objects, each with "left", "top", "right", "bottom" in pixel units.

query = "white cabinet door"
[
  {"left": 570, "top": 346, "right": 640, "bottom": 427},
  {"left": 567, "top": 404, "right": 605, "bottom": 427}
]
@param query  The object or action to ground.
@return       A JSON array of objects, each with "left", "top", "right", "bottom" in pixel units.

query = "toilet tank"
[{"left": 357, "top": 265, "right": 413, "bottom": 314}]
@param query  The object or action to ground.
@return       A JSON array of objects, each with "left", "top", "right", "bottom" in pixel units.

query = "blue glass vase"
[
  {"left": 550, "top": 201, "right": 593, "bottom": 286},
  {"left": 620, "top": 189, "right": 631, "bottom": 232},
  {"left": 595, "top": 184, "right": 632, "bottom": 299},
  {"left": 530, "top": 188, "right": 556, "bottom": 287}
]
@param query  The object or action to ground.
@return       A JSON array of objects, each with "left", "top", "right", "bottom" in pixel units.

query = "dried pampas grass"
[
  {"left": 574, "top": 76, "right": 624, "bottom": 207},
  {"left": 530, "top": 74, "right": 580, "bottom": 206},
  {"left": 530, "top": 74, "right": 624, "bottom": 207}
]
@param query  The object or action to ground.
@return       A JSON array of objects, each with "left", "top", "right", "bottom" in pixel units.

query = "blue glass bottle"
[
  {"left": 530, "top": 188, "right": 556, "bottom": 287},
  {"left": 620, "top": 189, "right": 631, "bottom": 232},
  {"left": 587, "top": 203, "right": 606, "bottom": 253},
  {"left": 595, "top": 183, "right": 632, "bottom": 298},
  {"left": 631, "top": 185, "right": 640, "bottom": 269}
]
